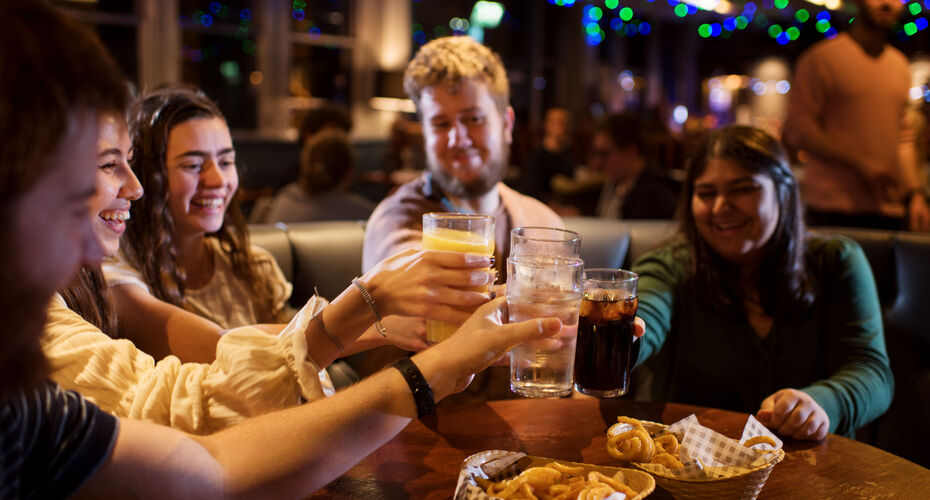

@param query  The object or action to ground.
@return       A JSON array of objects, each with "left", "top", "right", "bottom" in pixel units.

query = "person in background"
[
  {"left": 592, "top": 112, "right": 680, "bottom": 220},
  {"left": 520, "top": 107, "right": 576, "bottom": 202},
  {"left": 782, "top": 0, "right": 930, "bottom": 231},
  {"left": 1, "top": 5, "right": 571, "bottom": 496},
  {"left": 632, "top": 125, "right": 893, "bottom": 440},
  {"left": 258, "top": 129, "right": 375, "bottom": 223},
  {"left": 363, "top": 36, "right": 563, "bottom": 275}
]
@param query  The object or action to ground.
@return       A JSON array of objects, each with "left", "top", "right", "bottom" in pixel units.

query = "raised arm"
[{"left": 75, "top": 298, "right": 562, "bottom": 498}]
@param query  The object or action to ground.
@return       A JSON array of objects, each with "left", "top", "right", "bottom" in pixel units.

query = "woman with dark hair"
[
  {"left": 258, "top": 129, "right": 375, "bottom": 223},
  {"left": 106, "top": 86, "right": 432, "bottom": 369},
  {"left": 632, "top": 125, "right": 893, "bottom": 440}
]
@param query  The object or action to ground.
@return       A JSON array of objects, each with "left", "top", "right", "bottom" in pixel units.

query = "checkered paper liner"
[
  {"left": 453, "top": 450, "right": 655, "bottom": 500},
  {"left": 608, "top": 414, "right": 784, "bottom": 480}
]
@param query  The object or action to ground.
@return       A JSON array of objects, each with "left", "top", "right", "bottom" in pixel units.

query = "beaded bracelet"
[{"left": 352, "top": 277, "right": 387, "bottom": 338}]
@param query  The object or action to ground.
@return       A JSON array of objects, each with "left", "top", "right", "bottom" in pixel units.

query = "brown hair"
[
  {"left": 60, "top": 268, "right": 118, "bottom": 335},
  {"left": 403, "top": 36, "right": 510, "bottom": 114},
  {"left": 298, "top": 130, "right": 355, "bottom": 195},
  {"left": 680, "top": 125, "right": 815, "bottom": 318},
  {"left": 123, "top": 84, "right": 286, "bottom": 323},
  {"left": 0, "top": 2, "right": 128, "bottom": 395}
]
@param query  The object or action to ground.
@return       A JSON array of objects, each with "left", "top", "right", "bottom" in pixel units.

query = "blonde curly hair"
[{"left": 403, "top": 36, "right": 509, "bottom": 114}]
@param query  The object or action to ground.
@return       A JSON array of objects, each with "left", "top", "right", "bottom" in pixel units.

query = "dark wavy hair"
[
  {"left": 123, "top": 84, "right": 285, "bottom": 323},
  {"left": 60, "top": 268, "right": 118, "bottom": 335},
  {"left": 0, "top": 2, "right": 128, "bottom": 396},
  {"left": 680, "top": 125, "right": 816, "bottom": 318}
]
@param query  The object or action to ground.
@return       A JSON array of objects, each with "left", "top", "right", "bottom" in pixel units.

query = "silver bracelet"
[
  {"left": 352, "top": 277, "right": 387, "bottom": 338},
  {"left": 315, "top": 311, "right": 344, "bottom": 352}
]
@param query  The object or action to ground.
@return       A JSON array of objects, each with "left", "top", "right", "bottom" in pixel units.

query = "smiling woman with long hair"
[{"left": 631, "top": 125, "right": 893, "bottom": 441}]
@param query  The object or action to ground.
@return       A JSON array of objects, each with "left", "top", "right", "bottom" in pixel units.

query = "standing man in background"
[{"left": 783, "top": 0, "right": 930, "bottom": 231}]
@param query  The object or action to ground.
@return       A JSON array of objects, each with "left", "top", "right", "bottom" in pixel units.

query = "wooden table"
[{"left": 310, "top": 398, "right": 930, "bottom": 499}]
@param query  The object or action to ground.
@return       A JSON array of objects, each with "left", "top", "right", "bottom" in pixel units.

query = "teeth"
[
  {"left": 99, "top": 211, "right": 130, "bottom": 221},
  {"left": 193, "top": 198, "right": 223, "bottom": 208}
]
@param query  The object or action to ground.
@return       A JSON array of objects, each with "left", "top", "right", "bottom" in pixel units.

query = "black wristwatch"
[{"left": 393, "top": 358, "right": 436, "bottom": 418}]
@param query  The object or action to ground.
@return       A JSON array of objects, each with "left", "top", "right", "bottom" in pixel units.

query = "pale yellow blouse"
[{"left": 43, "top": 294, "right": 327, "bottom": 435}]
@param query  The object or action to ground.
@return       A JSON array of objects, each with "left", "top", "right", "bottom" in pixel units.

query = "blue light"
[
  {"left": 917, "top": 17, "right": 929, "bottom": 30},
  {"left": 687, "top": 4, "right": 698, "bottom": 14},
  {"left": 723, "top": 17, "right": 737, "bottom": 30},
  {"left": 610, "top": 18, "right": 624, "bottom": 30},
  {"left": 640, "top": 21, "right": 652, "bottom": 34},
  {"left": 816, "top": 11, "right": 831, "bottom": 22},
  {"left": 201, "top": 13, "right": 214, "bottom": 26},
  {"left": 825, "top": 27, "right": 837, "bottom": 38},
  {"left": 586, "top": 32, "right": 603, "bottom": 45},
  {"left": 776, "top": 31, "right": 790, "bottom": 44},
  {"left": 710, "top": 23, "right": 722, "bottom": 36},
  {"left": 240, "top": 8, "right": 251, "bottom": 20},
  {"left": 744, "top": 2, "right": 757, "bottom": 13},
  {"left": 628, "top": 23, "right": 638, "bottom": 35},
  {"left": 564, "top": 0, "right": 576, "bottom": 5},
  {"left": 583, "top": 4, "right": 594, "bottom": 18},
  {"left": 209, "top": 2, "right": 221, "bottom": 15},
  {"left": 667, "top": 0, "right": 678, "bottom": 6}
]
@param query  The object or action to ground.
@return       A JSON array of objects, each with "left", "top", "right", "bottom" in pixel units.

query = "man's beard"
[{"left": 430, "top": 151, "right": 509, "bottom": 199}]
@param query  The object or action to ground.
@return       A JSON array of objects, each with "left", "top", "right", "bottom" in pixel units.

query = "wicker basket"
[{"left": 609, "top": 420, "right": 784, "bottom": 500}]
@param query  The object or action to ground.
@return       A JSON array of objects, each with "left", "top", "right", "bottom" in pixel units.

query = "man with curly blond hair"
[
  {"left": 362, "top": 36, "right": 563, "bottom": 403},
  {"left": 363, "top": 36, "right": 562, "bottom": 274}
]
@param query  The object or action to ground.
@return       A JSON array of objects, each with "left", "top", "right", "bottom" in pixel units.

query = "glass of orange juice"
[{"left": 421, "top": 212, "right": 495, "bottom": 343}]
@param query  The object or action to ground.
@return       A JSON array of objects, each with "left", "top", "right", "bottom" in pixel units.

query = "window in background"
[
  {"left": 50, "top": 0, "right": 139, "bottom": 82},
  {"left": 179, "top": 0, "right": 258, "bottom": 129},
  {"left": 287, "top": 0, "right": 354, "bottom": 132}
]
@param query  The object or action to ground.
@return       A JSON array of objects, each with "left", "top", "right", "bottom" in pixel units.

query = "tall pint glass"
[
  {"left": 421, "top": 212, "right": 495, "bottom": 343},
  {"left": 510, "top": 227, "right": 581, "bottom": 258}
]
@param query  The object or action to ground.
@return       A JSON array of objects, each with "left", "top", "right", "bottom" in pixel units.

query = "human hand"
[
  {"left": 374, "top": 315, "right": 428, "bottom": 352},
  {"left": 908, "top": 193, "right": 930, "bottom": 232},
  {"left": 362, "top": 249, "right": 494, "bottom": 323},
  {"left": 413, "top": 297, "right": 561, "bottom": 400},
  {"left": 633, "top": 317, "right": 645, "bottom": 342},
  {"left": 756, "top": 388, "right": 829, "bottom": 441}
]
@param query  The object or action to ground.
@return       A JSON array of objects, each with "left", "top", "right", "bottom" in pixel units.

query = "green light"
[
  {"left": 591, "top": 6, "right": 604, "bottom": 20},
  {"left": 586, "top": 23, "right": 601, "bottom": 35},
  {"left": 910, "top": 2, "right": 922, "bottom": 15},
  {"left": 816, "top": 20, "right": 830, "bottom": 33},
  {"left": 774, "top": 0, "right": 789, "bottom": 9},
  {"left": 605, "top": 0, "right": 619, "bottom": 9},
  {"left": 620, "top": 7, "right": 634, "bottom": 21},
  {"left": 673, "top": 4, "right": 688, "bottom": 17},
  {"left": 795, "top": 9, "right": 809, "bottom": 23},
  {"left": 698, "top": 23, "right": 711, "bottom": 37},
  {"left": 220, "top": 61, "right": 239, "bottom": 79},
  {"left": 904, "top": 21, "right": 918, "bottom": 35},
  {"left": 470, "top": 1, "right": 504, "bottom": 28},
  {"left": 737, "top": 16, "right": 748, "bottom": 29},
  {"left": 768, "top": 25, "right": 782, "bottom": 38},
  {"left": 787, "top": 26, "right": 800, "bottom": 40}
]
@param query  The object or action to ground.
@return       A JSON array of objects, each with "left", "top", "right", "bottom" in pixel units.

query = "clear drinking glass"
[
  {"left": 510, "top": 227, "right": 581, "bottom": 258},
  {"left": 421, "top": 212, "right": 495, "bottom": 343},
  {"left": 573, "top": 269, "right": 639, "bottom": 398},
  {"left": 507, "top": 255, "right": 584, "bottom": 398}
]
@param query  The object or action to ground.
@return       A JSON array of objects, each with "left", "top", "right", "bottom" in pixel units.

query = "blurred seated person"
[
  {"left": 259, "top": 130, "right": 374, "bottom": 223},
  {"left": 592, "top": 113, "right": 679, "bottom": 219},
  {"left": 632, "top": 125, "right": 893, "bottom": 440},
  {"left": 520, "top": 107, "right": 576, "bottom": 202}
]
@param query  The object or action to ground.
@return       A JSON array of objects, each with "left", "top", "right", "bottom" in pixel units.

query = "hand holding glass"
[
  {"left": 421, "top": 212, "right": 495, "bottom": 343},
  {"left": 573, "top": 269, "right": 638, "bottom": 398}
]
